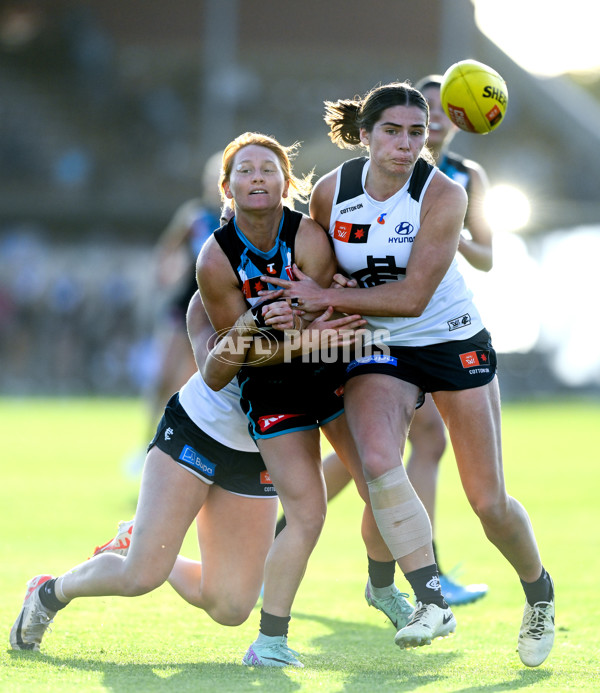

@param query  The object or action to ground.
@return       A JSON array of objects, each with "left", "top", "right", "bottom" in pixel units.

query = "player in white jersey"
[
  {"left": 10, "top": 290, "right": 280, "bottom": 652},
  {"left": 267, "top": 81, "right": 555, "bottom": 667},
  {"left": 311, "top": 74, "right": 493, "bottom": 606}
]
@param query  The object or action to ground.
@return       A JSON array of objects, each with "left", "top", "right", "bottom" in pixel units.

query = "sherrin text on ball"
[{"left": 440, "top": 59, "right": 508, "bottom": 134}]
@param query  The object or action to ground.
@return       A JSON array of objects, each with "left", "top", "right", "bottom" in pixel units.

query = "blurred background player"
[
  {"left": 404, "top": 73, "right": 493, "bottom": 604},
  {"left": 125, "top": 151, "right": 223, "bottom": 475},
  {"left": 275, "top": 74, "right": 493, "bottom": 607},
  {"left": 150, "top": 150, "right": 223, "bottom": 429}
]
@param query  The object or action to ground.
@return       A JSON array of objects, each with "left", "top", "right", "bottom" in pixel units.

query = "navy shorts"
[
  {"left": 238, "top": 359, "right": 346, "bottom": 439},
  {"left": 346, "top": 328, "right": 497, "bottom": 399},
  {"left": 148, "top": 394, "right": 277, "bottom": 498}
]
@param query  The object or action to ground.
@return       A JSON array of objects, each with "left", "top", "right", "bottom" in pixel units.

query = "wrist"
[
  {"left": 235, "top": 310, "right": 261, "bottom": 336},
  {"left": 283, "top": 313, "right": 303, "bottom": 334},
  {"left": 320, "top": 287, "right": 335, "bottom": 311},
  {"left": 326, "top": 286, "right": 346, "bottom": 313}
]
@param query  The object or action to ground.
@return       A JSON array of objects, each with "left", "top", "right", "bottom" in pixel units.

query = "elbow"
[
  {"left": 401, "top": 297, "right": 428, "bottom": 318},
  {"left": 474, "top": 259, "right": 493, "bottom": 273},
  {"left": 408, "top": 307, "right": 426, "bottom": 318},
  {"left": 201, "top": 369, "right": 227, "bottom": 392},
  {"left": 205, "top": 379, "right": 223, "bottom": 392},
  {"left": 475, "top": 250, "right": 493, "bottom": 273}
]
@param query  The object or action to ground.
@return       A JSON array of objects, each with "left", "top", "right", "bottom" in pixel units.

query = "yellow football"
[{"left": 440, "top": 59, "right": 508, "bottom": 134}]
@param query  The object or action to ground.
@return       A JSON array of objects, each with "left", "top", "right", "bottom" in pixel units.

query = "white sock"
[{"left": 54, "top": 576, "right": 70, "bottom": 604}]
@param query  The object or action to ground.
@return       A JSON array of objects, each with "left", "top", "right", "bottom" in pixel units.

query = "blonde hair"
[{"left": 220, "top": 132, "right": 313, "bottom": 210}]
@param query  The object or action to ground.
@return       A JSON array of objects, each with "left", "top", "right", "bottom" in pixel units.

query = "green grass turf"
[{"left": 1, "top": 396, "right": 599, "bottom": 691}]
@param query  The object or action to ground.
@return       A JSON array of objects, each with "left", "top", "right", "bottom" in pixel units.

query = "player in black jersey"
[{"left": 197, "top": 132, "right": 414, "bottom": 668}]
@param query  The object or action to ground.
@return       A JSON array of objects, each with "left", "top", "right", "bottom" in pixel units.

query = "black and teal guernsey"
[
  {"left": 439, "top": 152, "right": 472, "bottom": 195},
  {"left": 213, "top": 207, "right": 345, "bottom": 440},
  {"left": 214, "top": 207, "right": 299, "bottom": 307}
]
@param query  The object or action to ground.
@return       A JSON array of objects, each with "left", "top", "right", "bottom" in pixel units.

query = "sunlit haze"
[
  {"left": 458, "top": 224, "right": 600, "bottom": 386},
  {"left": 484, "top": 185, "right": 531, "bottom": 234},
  {"left": 473, "top": 0, "right": 600, "bottom": 76}
]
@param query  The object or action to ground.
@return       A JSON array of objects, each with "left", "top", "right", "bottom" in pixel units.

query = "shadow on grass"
[
  {"left": 292, "top": 610, "right": 554, "bottom": 691},
  {"left": 8, "top": 650, "right": 303, "bottom": 692},
  {"left": 450, "top": 668, "right": 553, "bottom": 692},
  {"left": 6, "top": 611, "right": 555, "bottom": 692},
  {"left": 294, "top": 609, "right": 459, "bottom": 689}
]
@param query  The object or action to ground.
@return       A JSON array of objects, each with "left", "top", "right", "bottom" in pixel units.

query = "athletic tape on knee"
[{"left": 367, "top": 467, "right": 432, "bottom": 559}]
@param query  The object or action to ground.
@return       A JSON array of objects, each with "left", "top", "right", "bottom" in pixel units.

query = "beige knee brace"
[{"left": 367, "top": 466, "right": 432, "bottom": 559}]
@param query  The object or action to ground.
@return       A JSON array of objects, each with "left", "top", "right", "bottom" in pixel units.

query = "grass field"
[{"left": 1, "top": 396, "right": 599, "bottom": 692}]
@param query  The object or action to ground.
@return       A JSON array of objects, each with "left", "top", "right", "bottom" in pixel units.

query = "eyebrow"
[
  {"left": 380, "top": 121, "right": 426, "bottom": 129},
  {"left": 236, "top": 158, "right": 278, "bottom": 165}
]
